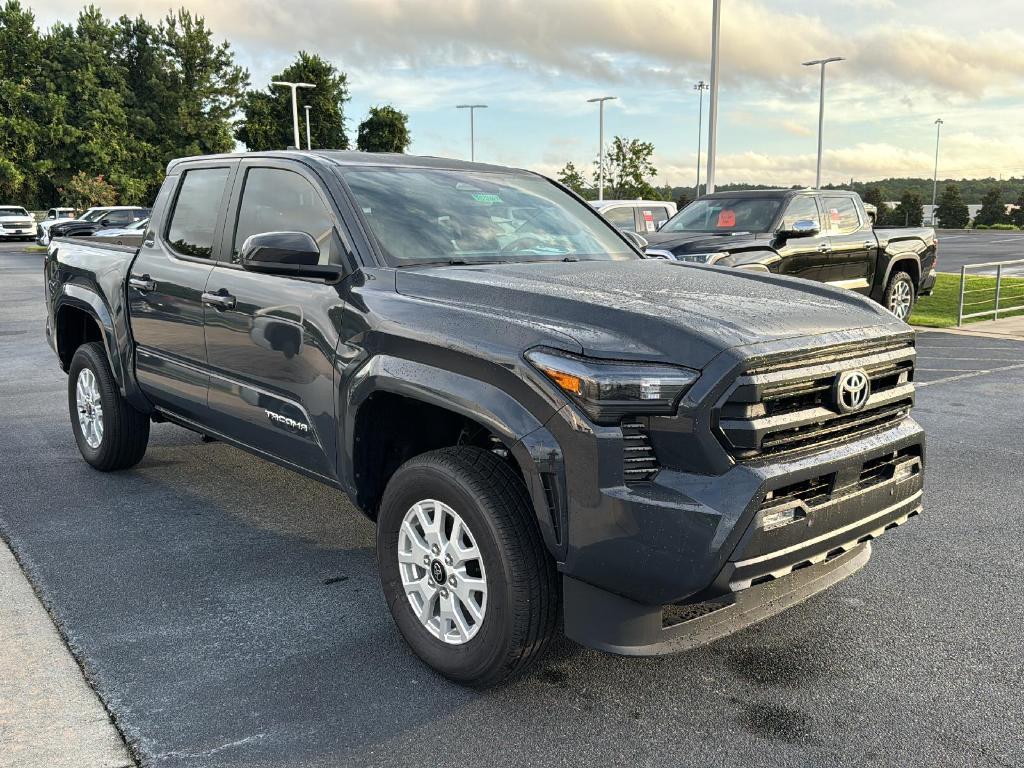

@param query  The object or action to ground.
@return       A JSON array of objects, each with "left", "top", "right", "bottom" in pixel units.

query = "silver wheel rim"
[
  {"left": 398, "top": 499, "right": 488, "bottom": 645},
  {"left": 75, "top": 368, "right": 103, "bottom": 448},
  {"left": 889, "top": 280, "right": 913, "bottom": 320}
]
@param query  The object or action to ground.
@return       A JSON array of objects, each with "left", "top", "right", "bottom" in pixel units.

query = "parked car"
[
  {"left": 90, "top": 217, "right": 149, "bottom": 247},
  {"left": 48, "top": 206, "right": 149, "bottom": 241},
  {"left": 643, "top": 189, "right": 937, "bottom": 321},
  {"left": 0, "top": 205, "right": 37, "bottom": 241},
  {"left": 38, "top": 207, "right": 108, "bottom": 245},
  {"left": 45, "top": 151, "right": 924, "bottom": 686},
  {"left": 590, "top": 199, "right": 676, "bottom": 235}
]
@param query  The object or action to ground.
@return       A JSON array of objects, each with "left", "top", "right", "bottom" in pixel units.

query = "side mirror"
[
  {"left": 621, "top": 230, "right": 648, "bottom": 251},
  {"left": 239, "top": 231, "right": 342, "bottom": 280},
  {"left": 779, "top": 219, "right": 819, "bottom": 238}
]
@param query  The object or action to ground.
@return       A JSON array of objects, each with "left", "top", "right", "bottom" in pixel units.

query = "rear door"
[
  {"left": 128, "top": 162, "right": 236, "bottom": 421},
  {"left": 201, "top": 158, "right": 348, "bottom": 480},
  {"left": 773, "top": 194, "right": 831, "bottom": 282},
  {"left": 822, "top": 195, "right": 874, "bottom": 291}
]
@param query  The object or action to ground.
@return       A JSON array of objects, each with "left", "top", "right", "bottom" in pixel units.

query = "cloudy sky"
[{"left": 29, "top": 0, "right": 1024, "bottom": 187}]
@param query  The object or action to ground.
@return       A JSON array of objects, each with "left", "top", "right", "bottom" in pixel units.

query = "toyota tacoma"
[{"left": 44, "top": 152, "right": 924, "bottom": 685}]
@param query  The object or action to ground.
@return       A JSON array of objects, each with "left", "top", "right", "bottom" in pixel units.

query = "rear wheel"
[
  {"left": 68, "top": 342, "right": 150, "bottom": 471},
  {"left": 377, "top": 447, "right": 558, "bottom": 687},
  {"left": 884, "top": 270, "right": 916, "bottom": 321}
]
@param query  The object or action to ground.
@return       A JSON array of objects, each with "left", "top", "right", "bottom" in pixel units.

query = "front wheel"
[
  {"left": 376, "top": 447, "right": 558, "bottom": 687},
  {"left": 68, "top": 342, "right": 150, "bottom": 471}
]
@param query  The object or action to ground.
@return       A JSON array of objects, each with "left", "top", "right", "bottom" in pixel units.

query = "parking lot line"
[{"left": 917, "top": 361, "right": 1024, "bottom": 388}]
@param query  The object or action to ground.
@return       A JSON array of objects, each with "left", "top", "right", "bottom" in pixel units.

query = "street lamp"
[
  {"left": 802, "top": 56, "right": 844, "bottom": 188},
  {"left": 456, "top": 104, "right": 487, "bottom": 161},
  {"left": 587, "top": 96, "right": 617, "bottom": 201},
  {"left": 693, "top": 81, "right": 710, "bottom": 198},
  {"left": 303, "top": 105, "right": 312, "bottom": 150},
  {"left": 272, "top": 80, "right": 315, "bottom": 149},
  {"left": 931, "top": 118, "right": 943, "bottom": 225},
  {"left": 705, "top": 0, "right": 721, "bottom": 194}
]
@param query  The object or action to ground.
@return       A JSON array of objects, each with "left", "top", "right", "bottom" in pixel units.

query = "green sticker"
[{"left": 471, "top": 193, "right": 503, "bottom": 204}]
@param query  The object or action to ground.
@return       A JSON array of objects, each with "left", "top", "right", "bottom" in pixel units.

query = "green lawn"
[{"left": 910, "top": 272, "right": 1024, "bottom": 328}]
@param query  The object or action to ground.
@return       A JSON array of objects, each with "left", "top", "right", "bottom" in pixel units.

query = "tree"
[
  {"left": 356, "top": 105, "right": 410, "bottom": 153},
  {"left": 862, "top": 186, "right": 893, "bottom": 226},
  {"left": 556, "top": 162, "right": 587, "bottom": 196},
  {"left": 893, "top": 190, "right": 924, "bottom": 227},
  {"left": 975, "top": 187, "right": 1008, "bottom": 227},
  {"left": 1010, "top": 191, "right": 1024, "bottom": 228},
  {"left": 934, "top": 184, "right": 970, "bottom": 229},
  {"left": 595, "top": 136, "right": 659, "bottom": 199},
  {"left": 60, "top": 172, "right": 117, "bottom": 209},
  {"left": 236, "top": 52, "right": 349, "bottom": 151}
]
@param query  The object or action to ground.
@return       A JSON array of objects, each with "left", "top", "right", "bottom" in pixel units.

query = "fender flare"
[
  {"left": 53, "top": 284, "right": 151, "bottom": 411},
  {"left": 343, "top": 355, "right": 568, "bottom": 558},
  {"left": 875, "top": 252, "right": 922, "bottom": 300},
  {"left": 716, "top": 249, "right": 780, "bottom": 271}
]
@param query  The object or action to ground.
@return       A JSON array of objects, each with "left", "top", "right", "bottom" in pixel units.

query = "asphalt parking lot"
[
  {"left": 937, "top": 230, "right": 1024, "bottom": 275},
  {"left": 2, "top": 243, "right": 1022, "bottom": 767}
]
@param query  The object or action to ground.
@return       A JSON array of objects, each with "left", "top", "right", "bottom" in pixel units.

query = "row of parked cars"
[{"left": 0, "top": 205, "right": 150, "bottom": 245}]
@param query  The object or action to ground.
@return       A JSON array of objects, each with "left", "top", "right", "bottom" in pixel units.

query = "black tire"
[
  {"left": 883, "top": 270, "right": 916, "bottom": 321},
  {"left": 377, "top": 447, "right": 558, "bottom": 687},
  {"left": 67, "top": 342, "right": 150, "bottom": 471}
]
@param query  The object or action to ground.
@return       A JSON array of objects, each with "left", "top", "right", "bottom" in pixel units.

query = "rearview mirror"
[
  {"left": 621, "top": 230, "right": 648, "bottom": 251},
  {"left": 239, "top": 231, "right": 342, "bottom": 280},
  {"left": 779, "top": 219, "right": 819, "bottom": 238}
]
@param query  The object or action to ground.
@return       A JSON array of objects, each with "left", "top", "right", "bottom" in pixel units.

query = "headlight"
[
  {"left": 677, "top": 251, "right": 728, "bottom": 264},
  {"left": 525, "top": 348, "right": 698, "bottom": 423}
]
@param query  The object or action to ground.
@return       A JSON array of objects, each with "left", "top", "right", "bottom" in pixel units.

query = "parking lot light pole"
[
  {"left": 705, "top": 0, "right": 721, "bottom": 194},
  {"left": 272, "top": 81, "right": 315, "bottom": 149},
  {"left": 304, "top": 105, "right": 312, "bottom": 150},
  {"left": 802, "top": 56, "right": 844, "bottom": 188},
  {"left": 456, "top": 105, "right": 487, "bottom": 161},
  {"left": 693, "top": 81, "right": 709, "bottom": 198},
  {"left": 587, "top": 96, "right": 617, "bottom": 201},
  {"left": 931, "top": 118, "right": 943, "bottom": 225}
]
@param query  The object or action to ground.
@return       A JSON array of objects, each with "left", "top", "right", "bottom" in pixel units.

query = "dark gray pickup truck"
[
  {"left": 44, "top": 151, "right": 925, "bottom": 686},
  {"left": 643, "top": 189, "right": 937, "bottom": 321}
]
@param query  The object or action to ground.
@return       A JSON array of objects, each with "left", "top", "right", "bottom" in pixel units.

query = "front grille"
[
  {"left": 621, "top": 420, "right": 660, "bottom": 482},
  {"left": 718, "top": 339, "right": 915, "bottom": 460}
]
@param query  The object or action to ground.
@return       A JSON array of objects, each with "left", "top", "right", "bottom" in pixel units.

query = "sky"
[{"left": 28, "top": 0, "right": 1024, "bottom": 188}]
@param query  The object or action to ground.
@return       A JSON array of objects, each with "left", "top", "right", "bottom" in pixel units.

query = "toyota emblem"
[{"left": 833, "top": 369, "right": 871, "bottom": 413}]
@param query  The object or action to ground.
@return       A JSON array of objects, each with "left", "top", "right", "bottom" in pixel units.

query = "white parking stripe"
[{"left": 917, "top": 361, "right": 1024, "bottom": 388}]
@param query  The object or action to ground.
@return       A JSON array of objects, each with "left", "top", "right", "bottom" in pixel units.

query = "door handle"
[
  {"left": 817, "top": 243, "right": 832, "bottom": 253},
  {"left": 202, "top": 290, "right": 236, "bottom": 311},
  {"left": 863, "top": 241, "right": 875, "bottom": 249},
  {"left": 128, "top": 274, "right": 156, "bottom": 292}
]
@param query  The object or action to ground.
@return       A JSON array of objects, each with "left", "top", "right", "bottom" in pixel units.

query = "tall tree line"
[{"left": 0, "top": 1, "right": 248, "bottom": 208}]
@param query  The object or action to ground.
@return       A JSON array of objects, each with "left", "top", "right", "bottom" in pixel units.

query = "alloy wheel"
[{"left": 75, "top": 367, "right": 104, "bottom": 448}]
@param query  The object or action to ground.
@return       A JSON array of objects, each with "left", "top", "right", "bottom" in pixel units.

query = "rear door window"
[
  {"left": 166, "top": 167, "right": 231, "bottom": 258},
  {"left": 639, "top": 206, "right": 670, "bottom": 232},
  {"left": 823, "top": 196, "right": 862, "bottom": 234},
  {"left": 603, "top": 206, "right": 637, "bottom": 231}
]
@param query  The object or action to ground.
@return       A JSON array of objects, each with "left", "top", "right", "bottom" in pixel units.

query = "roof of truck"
[
  {"left": 167, "top": 150, "right": 528, "bottom": 175},
  {"left": 700, "top": 188, "right": 857, "bottom": 199}
]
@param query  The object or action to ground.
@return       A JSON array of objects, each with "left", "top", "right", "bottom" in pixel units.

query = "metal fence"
[{"left": 957, "top": 258, "right": 1024, "bottom": 326}]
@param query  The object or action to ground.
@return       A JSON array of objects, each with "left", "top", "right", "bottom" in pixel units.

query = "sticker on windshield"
[
  {"left": 471, "top": 193, "right": 503, "bottom": 204},
  {"left": 717, "top": 209, "right": 736, "bottom": 227}
]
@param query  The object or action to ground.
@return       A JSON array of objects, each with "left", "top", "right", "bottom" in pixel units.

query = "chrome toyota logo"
[{"left": 833, "top": 369, "right": 871, "bottom": 413}]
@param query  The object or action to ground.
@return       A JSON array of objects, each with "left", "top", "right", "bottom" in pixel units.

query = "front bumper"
[
  {"left": 558, "top": 417, "right": 924, "bottom": 655},
  {"left": 1, "top": 225, "right": 35, "bottom": 238}
]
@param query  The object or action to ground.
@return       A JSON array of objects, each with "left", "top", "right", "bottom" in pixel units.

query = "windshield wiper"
[{"left": 397, "top": 258, "right": 508, "bottom": 268}]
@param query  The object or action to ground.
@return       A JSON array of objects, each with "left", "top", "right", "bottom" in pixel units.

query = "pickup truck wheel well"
[
  {"left": 353, "top": 392, "right": 525, "bottom": 519},
  {"left": 887, "top": 257, "right": 920, "bottom": 287},
  {"left": 56, "top": 305, "right": 104, "bottom": 370}
]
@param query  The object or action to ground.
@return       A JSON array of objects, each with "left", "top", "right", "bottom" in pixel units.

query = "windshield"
[
  {"left": 0, "top": 207, "right": 29, "bottom": 217},
  {"left": 80, "top": 209, "right": 106, "bottom": 222},
  {"left": 661, "top": 197, "right": 782, "bottom": 234},
  {"left": 341, "top": 167, "right": 636, "bottom": 267}
]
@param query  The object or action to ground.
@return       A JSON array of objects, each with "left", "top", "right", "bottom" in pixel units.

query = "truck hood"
[
  {"left": 395, "top": 259, "right": 900, "bottom": 369},
  {"left": 0, "top": 214, "right": 34, "bottom": 225},
  {"left": 643, "top": 230, "right": 769, "bottom": 254}
]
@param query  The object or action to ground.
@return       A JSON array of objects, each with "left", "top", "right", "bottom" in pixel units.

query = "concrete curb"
[{"left": 0, "top": 539, "right": 135, "bottom": 768}]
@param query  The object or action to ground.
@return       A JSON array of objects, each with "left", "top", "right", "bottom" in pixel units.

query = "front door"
[
  {"left": 202, "top": 160, "right": 347, "bottom": 480},
  {"left": 822, "top": 195, "right": 874, "bottom": 292},
  {"left": 773, "top": 195, "right": 831, "bottom": 282},
  {"left": 128, "top": 163, "right": 236, "bottom": 421}
]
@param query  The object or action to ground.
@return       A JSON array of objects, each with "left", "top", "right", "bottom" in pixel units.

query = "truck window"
[
  {"left": 603, "top": 206, "right": 636, "bottom": 231},
  {"left": 823, "top": 196, "right": 861, "bottom": 235},
  {"left": 661, "top": 198, "right": 782, "bottom": 234},
  {"left": 780, "top": 196, "right": 821, "bottom": 230},
  {"left": 232, "top": 168, "right": 334, "bottom": 265},
  {"left": 166, "top": 167, "right": 231, "bottom": 259},
  {"left": 640, "top": 206, "right": 670, "bottom": 232}
]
